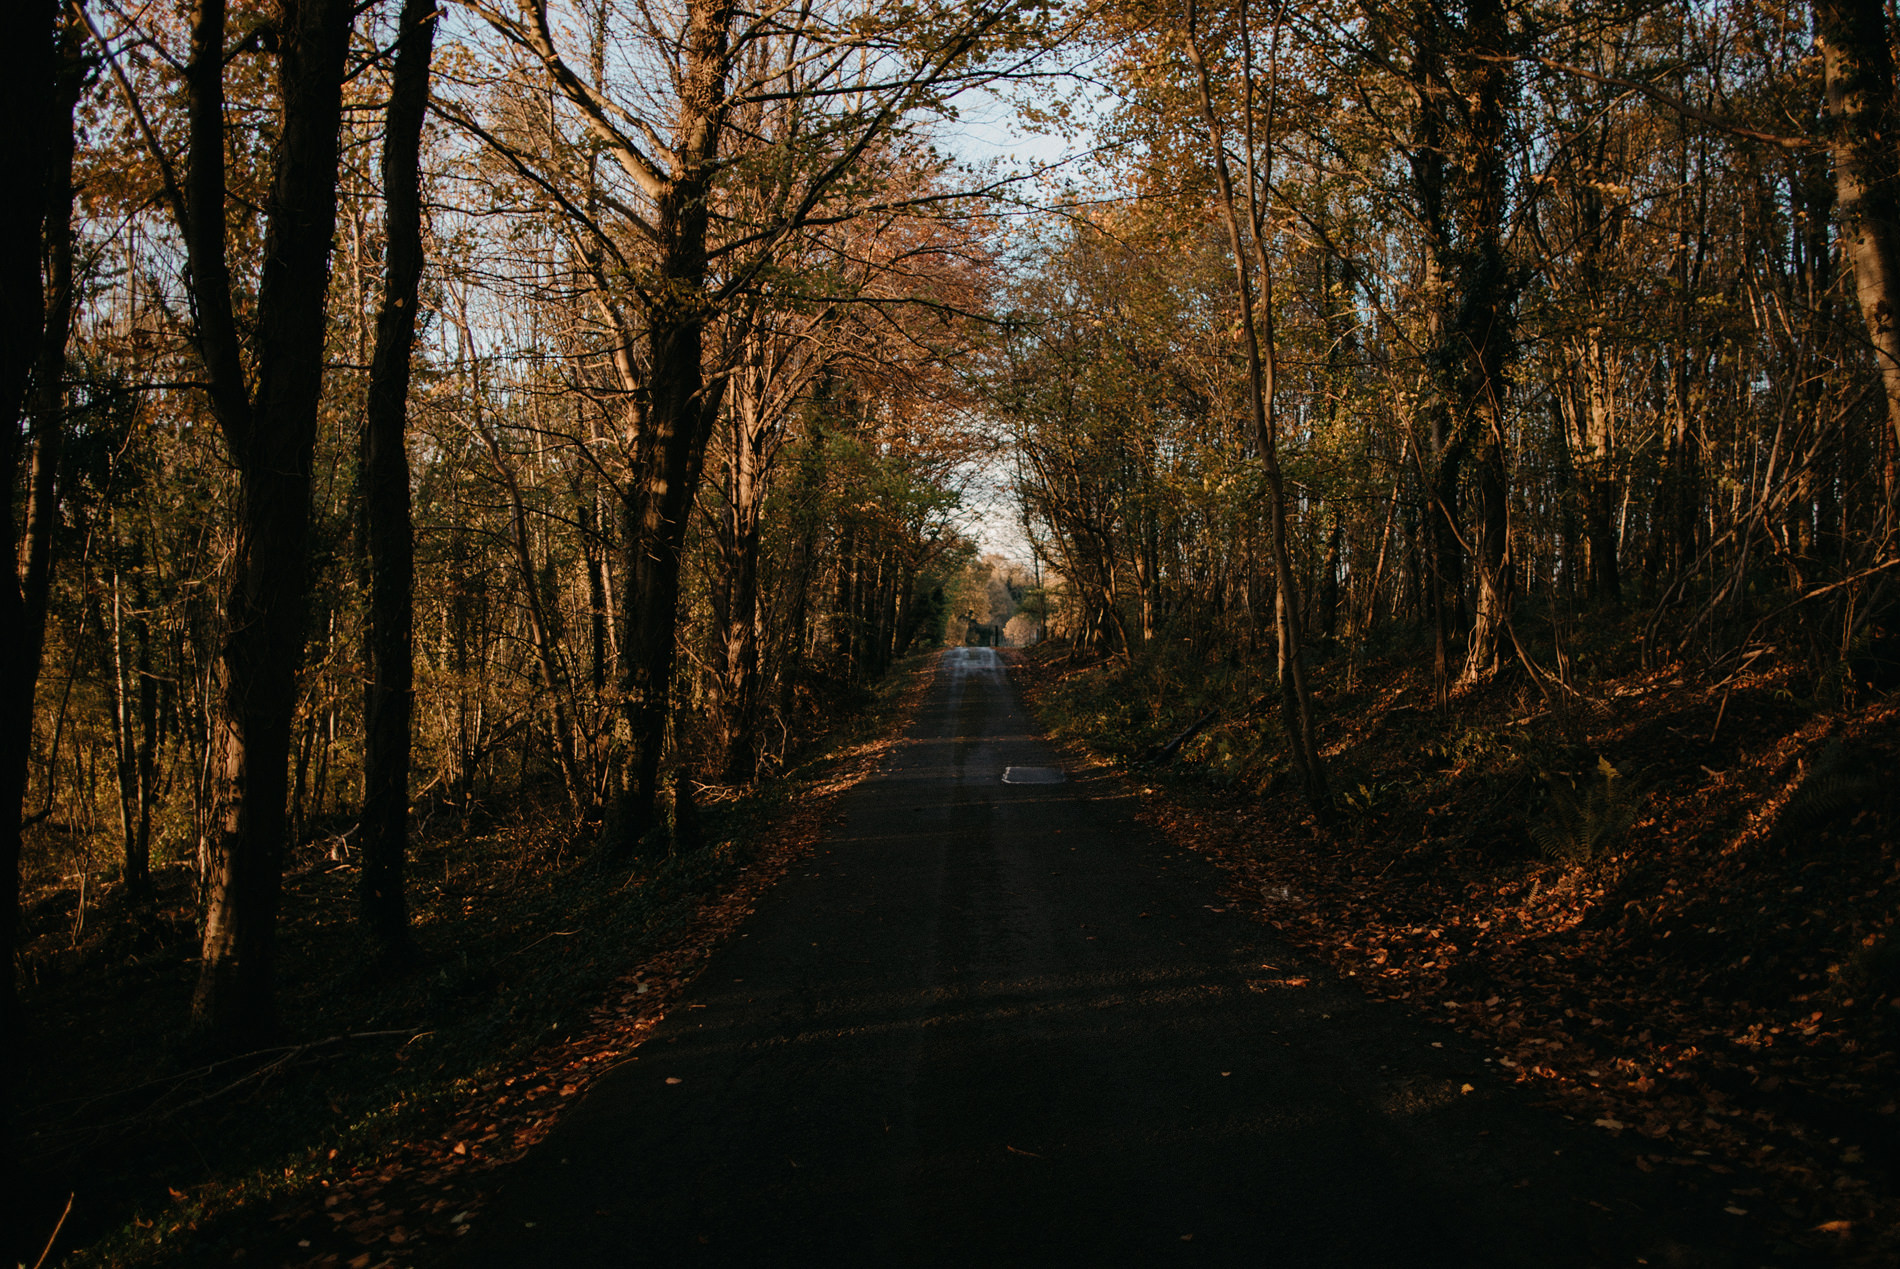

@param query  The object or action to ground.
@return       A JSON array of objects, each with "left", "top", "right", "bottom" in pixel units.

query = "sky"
[{"left": 932, "top": 85, "right": 1093, "bottom": 565}]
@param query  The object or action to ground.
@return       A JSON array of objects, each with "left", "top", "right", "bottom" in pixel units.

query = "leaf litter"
[{"left": 1015, "top": 643, "right": 1900, "bottom": 1266}]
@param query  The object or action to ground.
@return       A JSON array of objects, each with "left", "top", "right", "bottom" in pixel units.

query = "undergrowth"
[
  {"left": 14, "top": 652, "right": 935, "bottom": 1268},
  {"left": 1017, "top": 621, "right": 1900, "bottom": 1264}
]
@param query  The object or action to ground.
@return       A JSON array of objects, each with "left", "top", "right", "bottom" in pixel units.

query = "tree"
[
  {"left": 458, "top": 0, "right": 1050, "bottom": 844},
  {"left": 1813, "top": 0, "right": 1900, "bottom": 489},
  {"left": 0, "top": 0, "right": 67, "bottom": 1181},
  {"left": 1182, "top": 0, "right": 1327, "bottom": 805},
  {"left": 183, "top": 0, "right": 357, "bottom": 1035},
  {"left": 359, "top": 0, "right": 440, "bottom": 963}
]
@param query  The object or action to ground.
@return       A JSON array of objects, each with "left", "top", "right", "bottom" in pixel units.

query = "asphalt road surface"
[{"left": 455, "top": 648, "right": 1762, "bottom": 1267}]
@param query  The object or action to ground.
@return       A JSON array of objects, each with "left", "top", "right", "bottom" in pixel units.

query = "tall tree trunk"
[
  {"left": 1572, "top": 168, "right": 1622, "bottom": 606},
  {"left": 832, "top": 516, "right": 859, "bottom": 675},
  {"left": 133, "top": 552, "right": 159, "bottom": 890},
  {"left": 480, "top": 414, "right": 584, "bottom": 812},
  {"left": 617, "top": 0, "right": 735, "bottom": 847},
  {"left": 111, "top": 558, "right": 151, "bottom": 893},
  {"left": 359, "top": 0, "right": 436, "bottom": 963},
  {"left": 877, "top": 559, "right": 900, "bottom": 671},
  {"left": 1454, "top": 0, "right": 1518, "bottom": 685},
  {"left": 581, "top": 498, "right": 609, "bottom": 690},
  {"left": 1314, "top": 517, "right": 1342, "bottom": 639},
  {"left": 893, "top": 563, "right": 920, "bottom": 656},
  {"left": 1662, "top": 181, "right": 1709, "bottom": 587},
  {"left": 1402, "top": 0, "right": 1464, "bottom": 703},
  {"left": 1426, "top": 445, "right": 1464, "bottom": 701},
  {"left": 713, "top": 382, "right": 769, "bottom": 783},
  {"left": 1463, "top": 442, "right": 1512, "bottom": 682},
  {"left": 1133, "top": 509, "right": 1157, "bottom": 646},
  {"left": 0, "top": 0, "right": 63, "bottom": 1186},
  {"left": 20, "top": 51, "right": 76, "bottom": 681},
  {"left": 1814, "top": 0, "right": 1900, "bottom": 473},
  {"left": 1575, "top": 338, "right": 1622, "bottom": 605},
  {"left": 188, "top": 0, "right": 354, "bottom": 1037},
  {"left": 1184, "top": 0, "right": 1328, "bottom": 811}
]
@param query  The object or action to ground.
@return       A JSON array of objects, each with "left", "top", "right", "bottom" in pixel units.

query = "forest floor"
[
  {"left": 10, "top": 653, "right": 940, "bottom": 1269},
  {"left": 1012, "top": 625, "right": 1900, "bottom": 1266}
]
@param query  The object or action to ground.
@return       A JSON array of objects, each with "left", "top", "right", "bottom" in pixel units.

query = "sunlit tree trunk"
[
  {"left": 1401, "top": 0, "right": 1464, "bottom": 703},
  {"left": 712, "top": 366, "right": 771, "bottom": 782},
  {"left": 1659, "top": 123, "right": 1711, "bottom": 588},
  {"left": 109, "top": 540, "right": 159, "bottom": 896},
  {"left": 1453, "top": 0, "right": 1518, "bottom": 685},
  {"left": 1815, "top": 0, "right": 1900, "bottom": 489},
  {"left": 1184, "top": 0, "right": 1327, "bottom": 810},
  {"left": 459, "top": 354, "right": 587, "bottom": 815},
  {"left": 1575, "top": 329, "right": 1622, "bottom": 605},
  {"left": 613, "top": 0, "right": 736, "bottom": 848},
  {"left": 832, "top": 514, "right": 859, "bottom": 674},
  {"left": 580, "top": 498, "right": 610, "bottom": 690},
  {"left": 1558, "top": 145, "right": 1624, "bottom": 607}
]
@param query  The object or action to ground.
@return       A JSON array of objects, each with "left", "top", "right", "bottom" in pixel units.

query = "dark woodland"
[{"left": 6, "top": 0, "right": 1900, "bottom": 1261}]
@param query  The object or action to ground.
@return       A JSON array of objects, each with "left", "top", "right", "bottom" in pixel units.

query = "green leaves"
[{"left": 1528, "top": 757, "right": 1643, "bottom": 866}]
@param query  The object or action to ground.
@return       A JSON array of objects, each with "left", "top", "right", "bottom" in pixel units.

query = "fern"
[
  {"left": 1530, "top": 757, "right": 1644, "bottom": 865},
  {"left": 1784, "top": 772, "right": 1877, "bottom": 827},
  {"left": 1781, "top": 743, "right": 1877, "bottom": 831}
]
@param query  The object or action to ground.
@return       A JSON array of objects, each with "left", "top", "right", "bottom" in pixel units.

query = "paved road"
[{"left": 456, "top": 648, "right": 1758, "bottom": 1267}]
